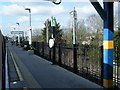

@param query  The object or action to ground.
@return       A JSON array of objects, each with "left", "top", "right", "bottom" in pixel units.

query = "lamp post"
[
  {"left": 13, "top": 28, "right": 16, "bottom": 42},
  {"left": 70, "top": 8, "right": 77, "bottom": 74},
  {"left": 16, "top": 23, "right": 20, "bottom": 45},
  {"left": 25, "top": 8, "right": 32, "bottom": 49},
  {"left": 70, "top": 7, "right": 77, "bottom": 45},
  {"left": 46, "top": 20, "right": 49, "bottom": 43}
]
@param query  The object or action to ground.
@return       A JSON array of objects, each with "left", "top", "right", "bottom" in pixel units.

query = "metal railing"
[
  {"left": 114, "top": 46, "right": 120, "bottom": 88},
  {"left": 32, "top": 42, "right": 103, "bottom": 86},
  {"left": 20, "top": 41, "right": 120, "bottom": 88}
]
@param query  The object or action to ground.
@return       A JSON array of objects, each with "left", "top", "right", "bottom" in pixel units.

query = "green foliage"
[
  {"left": 62, "top": 32, "right": 73, "bottom": 44},
  {"left": 41, "top": 18, "right": 63, "bottom": 43},
  {"left": 114, "top": 28, "right": 120, "bottom": 46},
  {"left": 114, "top": 28, "right": 120, "bottom": 66}
]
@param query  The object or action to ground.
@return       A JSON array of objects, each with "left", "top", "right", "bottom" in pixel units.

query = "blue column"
[{"left": 103, "top": 2, "right": 114, "bottom": 88}]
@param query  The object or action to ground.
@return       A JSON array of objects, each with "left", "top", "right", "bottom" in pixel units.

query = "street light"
[
  {"left": 25, "top": 8, "right": 32, "bottom": 49},
  {"left": 13, "top": 27, "right": 16, "bottom": 42},
  {"left": 16, "top": 22, "right": 20, "bottom": 45},
  {"left": 70, "top": 8, "right": 78, "bottom": 73},
  {"left": 69, "top": 7, "right": 77, "bottom": 45},
  {"left": 46, "top": 20, "right": 49, "bottom": 43}
]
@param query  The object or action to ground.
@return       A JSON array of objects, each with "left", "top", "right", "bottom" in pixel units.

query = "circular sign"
[{"left": 49, "top": 39, "right": 54, "bottom": 48}]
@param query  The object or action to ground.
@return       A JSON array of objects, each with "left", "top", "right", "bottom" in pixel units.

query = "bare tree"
[
  {"left": 32, "top": 28, "right": 41, "bottom": 42},
  {"left": 76, "top": 19, "right": 87, "bottom": 45},
  {"left": 86, "top": 14, "right": 103, "bottom": 46}
]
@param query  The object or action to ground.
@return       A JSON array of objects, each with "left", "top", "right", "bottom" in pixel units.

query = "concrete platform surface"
[{"left": 8, "top": 43, "right": 103, "bottom": 89}]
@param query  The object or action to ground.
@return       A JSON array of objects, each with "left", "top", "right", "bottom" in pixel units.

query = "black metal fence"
[
  {"left": 32, "top": 42, "right": 103, "bottom": 86},
  {"left": 20, "top": 41, "right": 120, "bottom": 88},
  {"left": 114, "top": 46, "right": 120, "bottom": 88}
]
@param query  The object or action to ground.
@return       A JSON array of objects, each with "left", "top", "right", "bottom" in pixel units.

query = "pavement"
[{"left": 7, "top": 43, "right": 103, "bottom": 89}]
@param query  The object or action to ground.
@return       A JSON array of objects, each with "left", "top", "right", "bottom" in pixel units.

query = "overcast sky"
[{"left": 0, "top": 0, "right": 119, "bottom": 36}]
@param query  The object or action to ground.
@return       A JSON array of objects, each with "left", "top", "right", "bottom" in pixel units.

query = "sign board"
[
  {"left": 49, "top": 39, "right": 54, "bottom": 48},
  {"left": 11, "top": 31, "right": 24, "bottom": 34},
  {"left": 51, "top": 17, "right": 56, "bottom": 27}
]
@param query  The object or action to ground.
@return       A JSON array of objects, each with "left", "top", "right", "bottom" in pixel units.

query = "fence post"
[
  {"left": 58, "top": 44, "right": 61, "bottom": 66},
  {"left": 100, "top": 45, "right": 103, "bottom": 86},
  {"left": 49, "top": 48, "right": 51, "bottom": 61},
  {"left": 115, "top": 46, "right": 119, "bottom": 88},
  {"left": 42, "top": 42, "right": 44, "bottom": 57},
  {"left": 35, "top": 42, "right": 37, "bottom": 55},
  {"left": 73, "top": 44, "right": 77, "bottom": 74},
  {"left": 37, "top": 42, "right": 40, "bottom": 55},
  {"left": 52, "top": 44, "right": 56, "bottom": 64}
]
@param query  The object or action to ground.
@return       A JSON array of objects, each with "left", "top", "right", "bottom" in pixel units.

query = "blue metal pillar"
[{"left": 103, "top": 2, "right": 114, "bottom": 88}]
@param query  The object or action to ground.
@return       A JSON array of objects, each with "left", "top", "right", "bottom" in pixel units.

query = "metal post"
[
  {"left": 103, "top": 2, "right": 114, "bottom": 88},
  {"left": 72, "top": 8, "right": 77, "bottom": 74},
  {"left": 73, "top": 7, "right": 77, "bottom": 45},
  {"left": 100, "top": 46, "right": 103, "bottom": 86},
  {"left": 16, "top": 23, "right": 20, "bottom": 45},
  {"left": 46, "top": 21, "right": 49, "bottom": 43},
  {"left": 59, "top": 44, "right": 61, "bottom": 66},
  {"left": 73, "top": 44, "right": 77, "bottom": 74},
  {"left": 13, "top": 28, "right": 16, "bottom": 42},
  {"left": 51, "top": 17, "right": 56, "bottom": 64},
  {"left": 29, "top": 10, "right": 32, "bottom": 48},
  {"left": 42, "top": 42, "right": 44, "bottom": 57},
  {"left": 118, "top": 2, "right": 120, "bottom": 29},
  {"left": 25, "top": 8, "right": 32, "bottom": 49}
]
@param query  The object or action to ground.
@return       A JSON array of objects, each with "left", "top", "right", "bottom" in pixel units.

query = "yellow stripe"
[
  {"left": 103, "top": 79, "right": 113, "bottom": 88},
  {"left": 28, "top": 50, "right": 34, "bottom": 52},
  {"left": 103, "top": 41, "right": 114, "bottom": 49}
]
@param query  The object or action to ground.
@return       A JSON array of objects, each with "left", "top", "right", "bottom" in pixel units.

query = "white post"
[
  {"left": 29, "top": 27, "right": 32, "bottom": 45},
  {"left": 16, "top": 23, "right": 20, "bottom": 44},
  {"left": 118, "top": 2, "right": 120, "bottom": 29},
  {"left": 46, "top": 22, "right": 49, "bottom": 43},
  {"left": 72, "top": 8, "right": 77, "bottom": 45}
]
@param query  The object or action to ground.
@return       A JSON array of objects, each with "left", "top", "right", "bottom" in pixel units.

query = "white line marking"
[
  {"left": 5, "top": 46, "right": 9, "bottom": 89},
  {"left": 9, "top": 47, "right": 23, "bottom": 81}
]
